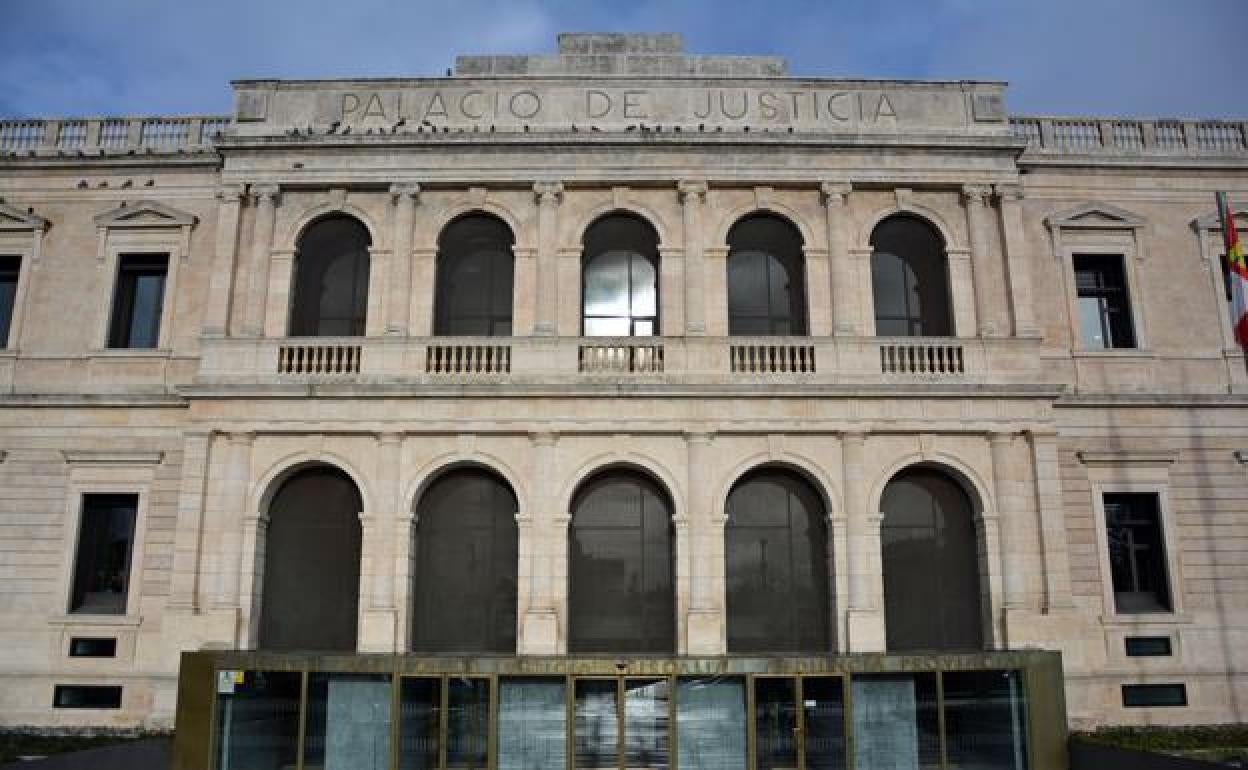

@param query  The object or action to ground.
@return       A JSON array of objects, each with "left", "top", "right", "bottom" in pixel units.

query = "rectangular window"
[
  {"left": 69, "top": 494, "right": 138, "bottom": 614},
  {"left": 1074, "top": 254, "right": 1136, "bottom": 349},
  {"left": 53, "top": 685, "right": 122, "bottom": 709},
  {"left": 1125, "top": 636, "right": 1173, "bottom": 657},
  {"left": 1122, "top": 683, "right": 1187, "bottom": 708},
  {"left": 0, "top": 255, "right": 19, "bottom": 348},
  {"left": 69, "top": 637, "right": 117, "bottom": 658},
  {"left": 108, "top": 254, "right": 167, "bottom": 348},
  {"left": 1104, "top": 493, "right": 1172, "bottom": 613}
]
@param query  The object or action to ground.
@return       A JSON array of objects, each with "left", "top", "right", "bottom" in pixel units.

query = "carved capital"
[
  {"left": 993, "top": 183, "right": 1024, "bottom": 203},
  {"left": 677, "top": 180, "right": 707, "bottom": 203},
  {"left": 820, "top": 181, "right": 852, "bottom": 205},
  {"left": 249, "top": 184, "right": 280, "bottom": 206},
  {"left": 961, "top": 184, "right": 992, "bottom": 206},
  {"left": 987, "top": 431, "right": 1018, "bottom": 448},
  {"left": 683, "top": 431, "right": 714, "bottom": 446},
  {"left": 389, "top": 182, "right": 421, "bottom": 202},
  {"left": 533, "top": 181, "right": 564, "bottom": 205},
  {"left": 215, "top": 183, "right": 246, "bottom": 204},
  {"left": 529, "top": 431, "right": 559, "bottom": 448},
  {"left": 226, "top": 431, "right": 256, "bottom": 446}
]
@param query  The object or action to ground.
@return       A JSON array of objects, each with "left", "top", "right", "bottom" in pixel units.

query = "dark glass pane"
[
  {"left": 570, "top": 471, "right": 675, "bottom": 654},
  {"left": 1074, "top": 254, "right": 1136, "bottom": 349},
  {"left": 754, "top": 678, "right": 798, "bottom": 770},
  {"left": 851, "top": 674, "right": 941, "bottom": 770},
  {"left": 68, "top": 637, "right": 117, "bottom": 657},
  {"left": 1104, "top": 493, "right": 1171, "bottom": 613},
  {"left": 411, "top": 469, "right": 518, "bottom": 653},
  {"left": 259, "top": 467, "right": 362, "bottom": 651},
  {"left": 803, "top": 677, "right": 847, "bottom": 770},
  {"left": 447, "top": 678, "right": 489, "bottom": 769},
  {"left": 727, "top": 215, "right": 806, "bottom": 336},
  {"left": 624, "top": 678, "right": 669, "bottom": 770},
  {"left": 1125, "top": 636, "right": 1173, "bottom": 657},
  {"left": 304, "top": 674, "right": 391, "bottom": 770},
  {"left": 881, "top": 469, "right": 983, "bottom": 651},
  {"left": 54, "top": 685, "right": 123, "bottom": 709},
  {"left": 583, "top": 214, "right": 661, "bottom": 337},
  {"left": 0, "top": 255, "right": 20, "bottom": 347},
  {"left": 214, "top": 670, "right": 301, "bottom": 770},
  {"left": 499, "top": 678, "right": 566, "bottom": 770},
  {"left": 290, "top": 216, "right": 371, "bottom": 337},
  {"left": 871, "top": 216, "right": 951, "bottom": 337},
  {"left": 108, "top": 254, "right": 167, "bottom": 348},
  {"left": 575, "top": 679, "right": 619, "bottom": 769},
  {"left": 1122, "top": 683, "right": 1187, "bottom": 708},
  {"left": 399, "top": 678, "right": 441, "bottom": 770},
  {"left": 676, "top": 677, "right": 747, "bottom": 770},
  {"left": 70, "top": 494, "right": 137, "bottom": 614},
  {"left": 726, "top": 469, "right": 831, "bottom": 653},
  {"left": 436, "top": 215, "right": 515, "bottom": 338},
  {"left": 943, "top": 670, "right": 1029, "bottom": 770}
]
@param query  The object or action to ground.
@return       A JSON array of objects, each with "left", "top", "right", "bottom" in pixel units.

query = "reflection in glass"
[
  {"left": 944, "top": 670, "right": 1029, "bottom": 770},
  {"left": 803, "top": 677, "right": 847, "bottom": 770},
  {"left": 447, "top": 678, "right": 489, "bottom": 769},
  {"left": 0, "top": 255, "right": 19, "bottom": 348},
  {"left": 69, "top": 494, "right": 138, "bottom": 614},
  {"left": 399, "top": 678, "right": 440, "bottom": 770},
  {"left": 582, "top": 214, "right": 661, "bottom": 337},
  {"left": 754, "top": 678, "right": 798, "bottom": 770},
  {"left": 575, "top": 679, "right": 619, "bottom": 769},
  {"left": 290, "top": 216, "right": 371, "bottom": 337},
  {"left": 851, "top": 673, "right": 941, "bottom": 770},
  {"left": 727, "top": 215, "right": 807, "bottom": 335},
  {"left": 499, "top": 678, "right": 566, "bottom": 770},
  {"left": 676, "top": 677, "right": 747, "bottom": 770},
  {"left": 214, "top": 670, "right": 301, "bottom": 770},
  {"left": 870, "top": 215, "right": 951, "bottom": 337},
  {"left": 624, "top": 678, "right": 670, "bottom": 770},
  {"left": 436, "top": 214, "right": 515, "bottom": 336},
  {"left": 304, "top": 674, "right": 391, "bottom": 770}
]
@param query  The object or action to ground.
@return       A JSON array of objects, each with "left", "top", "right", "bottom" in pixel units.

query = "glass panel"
[
  {"left": 943, "top": 670, "right": 1029, "bottom": 770},
  {"left": 754, "top": 678, "right": 798, "bottom": 770},
  {"left": 585, "top": 250, "right": 632, "bottom": 316},
  {"left": 851, "top": 674, "right": 940, "bottom": 770},
  {"left": 304, "top": 674, "right": 391, "bottom": 770},
  {"left": 436, "top": 215, "right": 515, "bottom": 337},
  {"left": 499, "top": 678, "right": 566, "bottom": 770},
  {"left": 291, "top": 216, "right": 371, "bottom": 337},
  {"left": 447, "top": 678, "right": 489, "bottom": 769},
  {"left": 803, "top": 677, "right": 846, "bottom": 770},
  {"left": 399, "top": 678, "right": 441, "bottom": 770},
  {"left": 630, "top": 255, "right": 657, "bottom": 317},
  {"left": 1078, "top": 296, "right": 1108, "bottom": 349},
  {"left": 0, "top": 255, "right": 19, "bottom": 347},
  {"left": 624, "top": 678, "right": 669, "bottom": 770},
  {"left": 70, "top": 494, "right": 137, "bottom": 614},
  {"left": 1105, "top": 493, "right": 1172, "bottom": 613},
  {"left": 575, "top": 679, "right": 619, "bottom": 770},
  {"left": 585, "top": 317, "right": 632, "bottom": 337},
  {"left": 676, "top": 677, "right": 747, "bottom": 770},
  {"left": 871, "top": 216, "right": 950, "bottom": 337},
  {"left": 214, "top": 670, "right": 301, "bottom": 770},
  {"left": 109, "top": 255, "right": 167, "bottom": 348}
]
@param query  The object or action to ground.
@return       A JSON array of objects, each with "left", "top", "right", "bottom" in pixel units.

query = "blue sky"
[{"left": 0, "top": 0, "right": 1244, "bottom": 119}]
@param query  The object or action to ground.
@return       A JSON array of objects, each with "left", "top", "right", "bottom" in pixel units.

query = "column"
[
  {"left": 169, "top": 431, "right": 212, "bottom": 612},
  {"left": 843, "top": 432, "right": 885, "bottom": 651},
  {"left": 387, "top": 184, "right": 419, "bottom": 336},
  {"left": 203, "top": 185, "right": 244, "bottom": 336},
  {"left": 963, "top": 184, "right": 999, "bottom": 337},
  {"left": 520, "top": 432, "right": 560, "bottom": 654},
  {"left": 684, "top": 432, "right": 722, "bottom": 654},
  {"left": 995, "top": 183, "right": 1039, "bottom": 337},
  {"left": 990, "top": 433, "right": 1027, "bottom": 609},
  {"left": 243, "top": 185, "right": 279, "bottom": 337},
  {"left": 533, "top": 181, "right": 563, "bottom": 336},
  {"left": 946, "top": 247, "right": 979, "bottom": 338},
  {"left": 679, "top": 181, "right": 708, "bottom": 335},
  {"left": 822, "top": 181, "right": 856, "bottom": 336},
  {"left": 213, "top": 432, "right": 254, "bottom": 611},
  {"left": 1029, "top": 431, "right": 1074, "bottom": 611}
]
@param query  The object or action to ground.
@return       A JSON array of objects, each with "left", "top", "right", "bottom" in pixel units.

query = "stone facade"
[{"left": 0, "top": 33, "right": 1246, "bottom": 732}]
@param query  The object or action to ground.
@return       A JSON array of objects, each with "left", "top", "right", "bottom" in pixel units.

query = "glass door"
[{"left": 572, "top": 677, "right": 671, "bottom": 770}]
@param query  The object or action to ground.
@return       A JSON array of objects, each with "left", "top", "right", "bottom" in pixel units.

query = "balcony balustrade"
[
  {"left": 0, "top": 116, "right": 229, "bottom": 155},
  {"left": 1011, "top": 116, "right": 1248, "bottom": 156}
]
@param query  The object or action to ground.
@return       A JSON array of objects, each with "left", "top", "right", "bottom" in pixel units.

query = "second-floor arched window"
[
  {"left": 727, "top": 214, "right": 807, "bottom": 335},
  {"left": 289, "top": 215, "right": 371, "bottom": 337},
  {"left": 582, "top": 214, "right": 660, "bottom": 336},
  {"left": 435, "top": 214, "right": 515, "bottom": 336},
  {"left": 871, "top": 215, "right": 952, "bottom": 337}
]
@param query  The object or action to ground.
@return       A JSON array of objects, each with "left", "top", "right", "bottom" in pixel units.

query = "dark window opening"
[
  {"left": 259, "top": 466, "right": 362, "bottom": 652},
  {"left": 69, "top": 637, "right": 117, "bottom": 658},
  {"left": 0, "top": 255, "right": 20, "bottom": 348},
  {"left": 107, "top": 254, "right": 167, "bottom": 348},
  {"left": 1125, "top": 636, "right": 1173, "bottom": 657},
  {"left": 727, "top": 215, "right": 807, "bottom": 335},
  {"left": 411, "top": 468, "right": 518, "bottom": 653},
  {"left": 54, "top": 685, "right": 122, "bottom": 709},
  {"left": 569, "top": 470, "right": 675, "bottom": 654},
  {"left": 290, "top": 216, "right": 371, "bottom": 337},
  {"left": 882, "top": 468, "right": 983, "bottom": 652},
  {"left": 871, "top": 216, "right": 952, "bottom": 337},
  {"left": 70, "top": 494, "right": 138, "bottom": 615},
  {"left": 1104, "top": 493, "right": 1171, "bottom": 613},
  {"left": 435, "top": 215, "right": 515, "bottom": 336},
  {"left": 1074, "top": 254, "right": 1136, "bottom": 349},
  {"left": 582, "top": 214, "right": 660, "bottom": 337},
  {"left": 726, "top": 468, "right": 830, "bottom": 653},
  {"left": 1122, "top": 683, "right": 1187, "bottom": 708}
]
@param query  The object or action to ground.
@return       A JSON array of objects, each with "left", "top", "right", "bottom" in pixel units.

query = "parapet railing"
[
  {"left": 1011, "top": 116, "right": 1247, "bottom": 155},
  {"left": 0, "top": 116, "right": 231, "bottom": 154}
]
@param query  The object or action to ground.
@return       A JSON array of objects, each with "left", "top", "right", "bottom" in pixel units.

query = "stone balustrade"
[
  {"left": 1011, "top": 116, "right": 1248, "bottom": 155},
  {"left": 0, "top": 116, "right": 230, "bottom": 154}
]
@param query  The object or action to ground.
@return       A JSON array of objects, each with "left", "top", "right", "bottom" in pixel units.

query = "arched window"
[
  {"left": 881, "top": 467, "right": 983, "bottom": 651},
  {"left": 259, "top": 466, "right": 362, "bottom": 651},
  {"left": 411, "top": 468, "right": 518, "bottom": 653},
  {"left": 569, "top": 469, "right": 674, "bottom": 653},
  {"left": 727, "top": 215, "right": 807, "bottom": 335},
  {"left": 435, "top": 215, "right": 515, "bottom": 336},
  {"left": 289, "top": 215, "right": 371, "bottom": 336},
  {"left": 726, "top": 468, "right": 830, "bottom": 652},
  {"left": 582, "top": 214, "right": 660, "bottom": 336},
  {"left": 870, "top": 215, "right": 952, "bottom": 337}
]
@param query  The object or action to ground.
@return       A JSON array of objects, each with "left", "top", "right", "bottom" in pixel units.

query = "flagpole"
[{"left": 1215, "top": 192, "right": 1248, "bottom": 384}]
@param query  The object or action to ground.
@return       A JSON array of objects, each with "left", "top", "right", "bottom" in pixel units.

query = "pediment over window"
[
  {"left": 93, "top": 200, "right": 197, "bottom": 229},
  {"left": 0, "top": 201, "right": 49, "bottom": 232},
  {"left": 1045, "top": 202, "right": 1147, "bottom": 231},
  {"left": 1191, "top": 206, "right": 1248, "bottom": 232}
]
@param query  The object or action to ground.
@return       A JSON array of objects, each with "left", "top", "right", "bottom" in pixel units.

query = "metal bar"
[
  {"left": 296, "top": 669, "right": 309, "bottom": 770},
  {"left": 936, "top": 670, "right": 948, "bottom": 770},
  {"left": 439, "top": 675, "right": 449, "bottom": 770}
]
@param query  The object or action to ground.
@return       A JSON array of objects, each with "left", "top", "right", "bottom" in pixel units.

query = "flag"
[{"left": 1217, "top": 192, "right": 1248, "bottom": 349}]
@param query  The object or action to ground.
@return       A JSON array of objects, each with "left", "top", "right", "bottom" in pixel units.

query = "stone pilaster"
[
  {"left": 203, "top": 185, "right": 244, "bottom": 337},
  {"left": 947, "top": 246, "right": 978, "bottom": 338},
  {"left": 242, "top": 185, "right": 278, "bottom": 337},
  {"left": 995, "top": 183, "right": 1039, "bottom": 337},
  {"left": 387, "top": 183, "right": 420, "bottom": 336},
  {"left": 212, "top": 432, "right": 254, "bottom": 612},
  {"left": 822, "top": 181, "right": 856, "bottom": 336},
  {"left": 963, "top": 184, "right": 999, "bottom": 337},
  {"left": 684, "top": 432, "right": 722, "bottom": 654},
  {"left": 679, "top": 181, "right": 707, "bottom": 335},
  {"left": 520, "top": 432, "right": 560, "bottom": 654},
  {"left": 1029, "top": 430, "right": 1075, "bottom": 611},
  {"left": 843, "top": 432, "right": 885, "bottom": 651},
  {"left": 168, "top": 431, "right": 212, "bottom": 612},
  {"left": 533, "top": 181, "right": 563, "bottom": 336}
]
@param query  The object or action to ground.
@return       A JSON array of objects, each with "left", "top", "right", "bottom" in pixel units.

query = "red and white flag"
[{"left": 1217, "top": 192, "right": 1248, "bottom": 349}]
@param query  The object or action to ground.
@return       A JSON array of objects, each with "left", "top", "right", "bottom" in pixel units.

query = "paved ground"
[{"left": 0, "top": 738, "right": 171, "bottom": 770}]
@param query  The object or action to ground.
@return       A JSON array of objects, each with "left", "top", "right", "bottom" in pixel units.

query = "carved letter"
[
  {"left": 623, "top": 90, "right": 647, "bottom": 119},
  {"left": 874, "top": 94, "right": 898, "bottom": 121},
  {"left": 509, "top": 90, "right": 541, "bottom": 119},
  {"left": 341, "top": 93, "right": 360, "bottom": 120},
  {"left": 460, "top": 90, "right": 486, "bottom": 119},
  {"left": 362, "top": 93, "right": 387, "bottom": 120},
  {"left": 587, "top": 90, "right": 612, "bottom": 119},
  {"left": 693, "top": 90, "right": 712, "bottom": 120},
  {"left": 720, "top": 90, "right": 747, "bottom": 119},
  {"left": 424, "top": 92, "right": 448, "bottom": 119},
  {"left": 825, "top": 92, "right": 852, "bottom": 121},
  {"left": 786, "top": 91, "right": 803, "bottom": 120},
  {"left": 759, "top": 91, "right": 779, "bottom": 120}
]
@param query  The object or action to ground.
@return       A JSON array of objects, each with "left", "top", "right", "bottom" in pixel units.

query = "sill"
[
  {"left": 48, "top": 614, "right": 143, "bottom": 628},
  {"left": 94, "top": 347, "right": 171, "bottom": 357},
  {"left": 1071, "top": 348, "right": 1157, "bottom": 359},
  {"left": 1099, "top": 612, "right": 1191, "bottom": 627}
]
